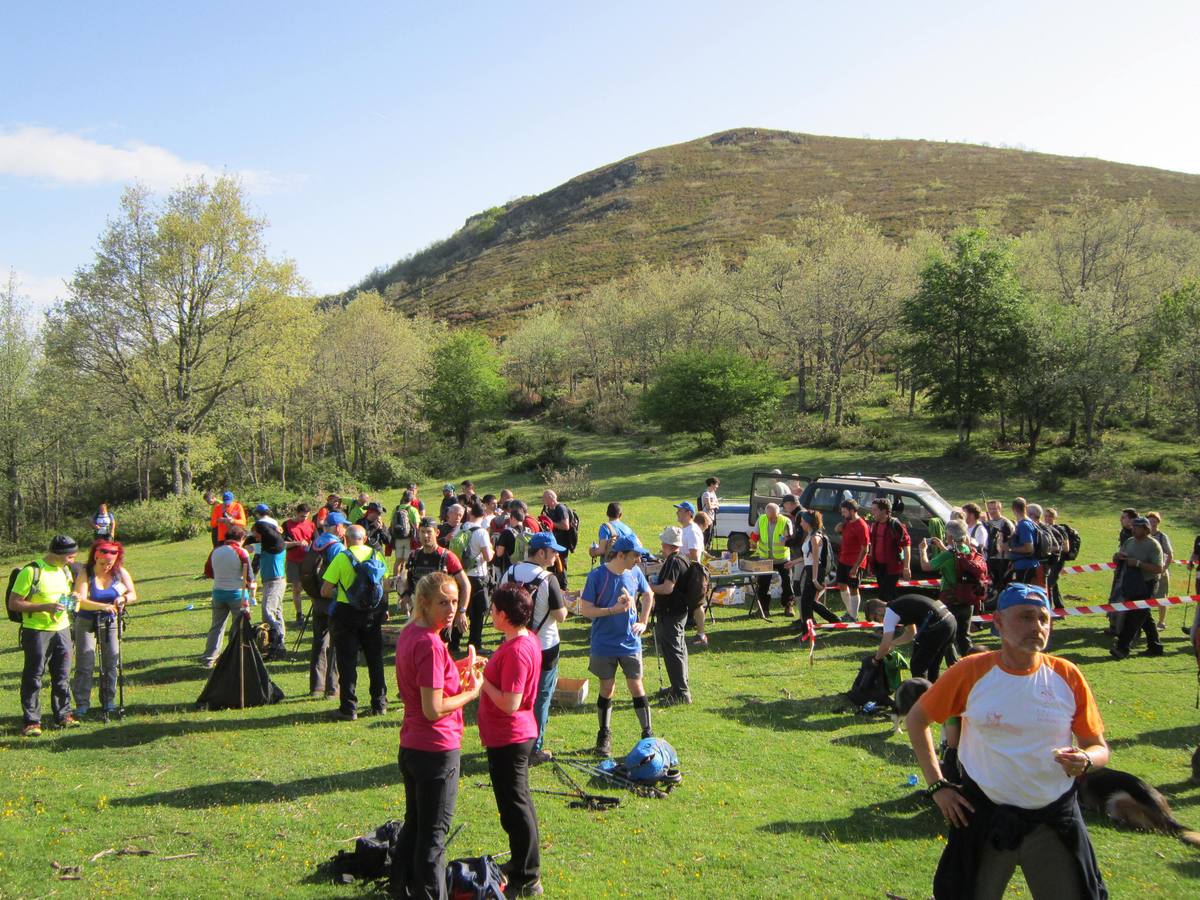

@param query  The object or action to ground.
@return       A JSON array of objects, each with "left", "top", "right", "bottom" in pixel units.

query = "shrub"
[
  {"left": 510, "top": 436, "right": 575, "bottom": 474},
  {"left": 539, "top": 464, "right": 595, "bottom": 501},
  {"left": 502, "top": 431, "right": 536, "bottom": 457},
  {"left": 365, "top": 456, "right": 426, "bottom": 490},
  {"left": 1113, "top": 467, "right": 1196, "bottom": 499},
  {"left": 1130, "top": 454, "right": 1187, "bottom": 475},
  {"left": 1035, "top": 468, "right": 1065, "bottom": 493},
  {"left": 113, "top": 494, "right": 212, "bottom": 543},
  {"left": 286, "top": 459, "right": 360, "bottom": 497}
]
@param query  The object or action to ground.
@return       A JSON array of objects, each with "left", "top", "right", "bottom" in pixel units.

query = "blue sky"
[{"left": 3, "top": 1, "right": 1198, "bottom": 310}]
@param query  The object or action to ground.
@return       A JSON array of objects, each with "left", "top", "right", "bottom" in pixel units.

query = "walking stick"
[
  {"left": 292, "top": 604, "right": 312, "bottom": 654},
  {"left": 239, "top": 611, "right": 247, "bottom": 710},
  {"left": 116, "top": 611, "right": 126, "bottom": 719}
]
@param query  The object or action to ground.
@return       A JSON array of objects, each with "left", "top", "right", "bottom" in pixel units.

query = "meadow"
[{"left": 1, "top": 421, "right": 1198, "bottom": 898}]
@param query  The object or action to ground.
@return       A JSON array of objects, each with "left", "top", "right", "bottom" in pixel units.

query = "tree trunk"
[
  {"left": 280, "top": 424, "right": 287, "bottom": 491},
  {"left": 181, "top": 453, "right": 193, "bottom": 494},
  {"left": 172, "top": 449, "right": 184, "bottom": 496},
  {"left": 998, "top": 400, "right": 1007, "bottom": 443},
  {"left": 1067, "top": 416, "right": 1077, "bottom": 446}
]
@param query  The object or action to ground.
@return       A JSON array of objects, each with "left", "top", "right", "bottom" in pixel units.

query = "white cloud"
[
  {"left": 2, "top": 266, "right": 68, "bottom": 317},
  {"left": 0, "top": 126, "right": 280, "bottom": 192}
]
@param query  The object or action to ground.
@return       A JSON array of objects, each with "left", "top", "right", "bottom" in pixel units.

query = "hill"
[{"left": 352, "top": 128, "right": 1200, "bottom": 323}]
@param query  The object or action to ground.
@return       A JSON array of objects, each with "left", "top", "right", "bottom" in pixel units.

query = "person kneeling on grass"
[
  {"left": 579, "top": 534, "right": 654, "bottom": 757},
  {"left": 394, "top": 572, "right": 483, "bottom": 900},
  {"left": 478, "top": 583, "right": 545, "bottom": 898}
]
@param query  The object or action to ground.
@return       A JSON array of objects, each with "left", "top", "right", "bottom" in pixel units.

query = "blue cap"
[
  {"left": 222, "top": 491, "right": 234, "bottom": 503},
  {"left": 254, "top": 503, "right": 271, "bottom": 514},
  {"left": 611, "top": 535, "right": 647, "bottom": 555},
  {"left": 443, "top": 483, "right": 456, "bottom": 492},
  {"left": 325, "top": 511, "right": 349, "bottom": 526},
  {"left": 996, "top": 582, "right": 1050, "bottom": 612},
  {"left": 529, "top": 532, "right": 566, "bottom": 553},
  {"left": 674, "top": 501, "right": 697, "bottom": 514}
]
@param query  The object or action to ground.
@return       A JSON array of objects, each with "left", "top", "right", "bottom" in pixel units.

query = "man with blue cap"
[
  {"left": 906, "top": 582, "right": 1111, "bottom": 898},
  {"left": 579, "top": 533, "right": 655, "bottom": 756},
  {"left": 210, "top": 491, "right": 246, "bottom": 544}
]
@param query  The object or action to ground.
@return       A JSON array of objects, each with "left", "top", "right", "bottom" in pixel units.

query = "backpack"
[
  {"left": 6, "top": 562, "right": 42, "bottom": 624},
  {"left": 507, "top": 526, "right": 532, "bottom": 564},
  {"left": 445, "top": 856, "right": 507, "bottom": 900},
  {"left": 847, "top": 650, "right": 909, "bottom": 708},
  {"left": 620, "top": 736, "right": 681, "bottom": 784},
  {"left": 680, "top": 560, "right": 709, "bottom": 614},
  {"left": 450, "top": 525, "right": 482, "bottom": 569},
  {"left": 299, "top": 546, "right": 333, "bottom": 601},
  {"left": 564, "top": 505, "right": 580, "bottom": 552},
  {"left": 407, "top": 547, "right": 450, "bottom": 595},
  {"left": 391, "top": 506, "right": 414, "bottom": 542},
  {"left": 1057, "top": 523, "right": 1082, "bottom": 562},
  {"left": 945, "top": 547, "right": 990, "bottom": 608},
  {"left": 327, "top": 819, "right": 405, "bottom": 887},
  {"left": 1034, "top": 522, "right": 1063, "bottom": 561},
  {"left": 341, "top": 549, "right": 387, "bottom": 612}
]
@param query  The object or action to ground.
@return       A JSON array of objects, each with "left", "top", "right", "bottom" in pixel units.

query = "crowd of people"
[{"left": 7, "top": 475, "right": 1199, "bottom": 899}]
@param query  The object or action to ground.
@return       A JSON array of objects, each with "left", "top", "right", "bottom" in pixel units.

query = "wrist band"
[
  {"left": 1081, "top": 752, "right": 1093, "bottom": 774},
  {"left": 926, "top": 778, "right": 955, "bottom": 799}
]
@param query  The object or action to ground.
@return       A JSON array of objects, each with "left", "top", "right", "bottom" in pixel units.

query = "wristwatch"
[{"left": 925, "top": 778, "right": 955, "bottom": 799}]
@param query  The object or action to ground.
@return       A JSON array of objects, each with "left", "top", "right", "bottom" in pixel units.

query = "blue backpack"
[
  {"left": 342, "top": 549, "right": 387, "bottom": 612},
  {"left": 621, "top": 737, "right": 680, "bottom": 783}
]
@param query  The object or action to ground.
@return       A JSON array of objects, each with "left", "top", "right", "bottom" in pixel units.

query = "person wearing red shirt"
[
  {"left": 282, "top": 504, "right": 316, "bottom": 624},
  {"left": 394, "top": 572, "right": 483, "bottom": 899},
  {"left": 869, "top": 498, "right": 911, "bottom": 606},
  {"left": 478, "top": 583, "right": 544, "bottom": 897},
  {"left": 837, "top": 499, "right": 871, "bottom": 622}
]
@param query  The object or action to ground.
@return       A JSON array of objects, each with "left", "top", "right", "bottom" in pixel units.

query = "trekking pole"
[
  {"left": 239, "top": 611, "right": 247, "bottom": 710},
  {"left": 292, "top": 604, "right": 312, "bottom": 654},
  {"left": 116, "top": 611, "right": 126, "bottom": 719},
  {"left": 650, "top": 610, "right": 663, "bottom": 695}
]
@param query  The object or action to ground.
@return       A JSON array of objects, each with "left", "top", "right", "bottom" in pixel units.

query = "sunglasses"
[{"left": 96, "top": 549, "right": 118, "bottom": 557}]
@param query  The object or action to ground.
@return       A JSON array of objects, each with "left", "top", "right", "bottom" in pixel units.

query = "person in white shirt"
[
  {"left": 457, "top": 501, "right": 494, "bottom": 653},
  {"left": 674, "top": 501, "right": 710, "bottom": 648},
  {"left": 501, "top": 532, "right": 568, "bottom": 765},
  {"left": 963, "top": 502, "right": 988, "bottom": 554},
  {"left": 699, "top": 478, "right": 720, "bottom": 545}
]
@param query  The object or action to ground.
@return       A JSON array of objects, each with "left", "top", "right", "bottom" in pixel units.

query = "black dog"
[{"left": 1078, "top": 767, "right": 1200, "bottom": 847}]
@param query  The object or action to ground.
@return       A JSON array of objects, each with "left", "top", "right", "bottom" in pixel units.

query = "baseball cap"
[
  {"left": 674, "top": 501, "right": 696, "bottom": 515},
  {"left": 529, "top": 532, "right": 566, "bottom": 553},
  {"left": 325, "top": 511, "right": 349, "bottom": 526},
  {"left": 443, "top": 483, "right": 456, "bottom": 492},
  {"left": 222, "top": 491, "right": 234, "bottom": 503},
  {"left": 996, "top": 582, "right": 1050, "bottom": 612},
  {"left": 365, "top": 501, "right": 384, "bottom": 513},
  {"left": 659, "top": 525, "right": 683, "bottom": 546},
  {"left": 254, "top": 503, "right": 271, "bottom": 514},
  {"left": 611, "top": 535, "right": 648, "bottom": 555},
  {"left": 781, "top": 494, "right": 799, "bottom": 506},
  {"left": 1131, "top": 516, "right": 1151, "bottom": 529},
  {"left": 49, "top": 534, "right": 78, "bottom": 554}
]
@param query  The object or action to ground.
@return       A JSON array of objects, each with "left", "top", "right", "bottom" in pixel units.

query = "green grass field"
[{"left": 2, "top": 422, "right": 1199, "bottom": 898}]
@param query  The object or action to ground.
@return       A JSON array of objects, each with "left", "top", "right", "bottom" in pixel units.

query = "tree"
[
  {"left": 0, "top": 273, "right": 39, "bottom": 540},
  {"left": 902, "top": 229, "right": 1024, "bottom": 445},
  {"left": 423, "top": 330, "right": 506, "bottom": 449},
  {"left": 54, "top": 178, "right": 302, "bottom": 494},
  {"left": 642, "top": 350, "right": 783, "bottom": 449}
]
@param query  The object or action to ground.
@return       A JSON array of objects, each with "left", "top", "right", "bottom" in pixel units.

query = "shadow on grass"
[
  {"left": 715, "top": 693, "right": 859, "bottom": 733},
  {"left": 1109, "top": 724, "right": 1198, "bottom": 752},
  {"left": 760, "top": 791, "right": 938, "bottom": 842},
  {"left": 113, "top": 762, "right": 398, "bottom": 809},
  {"left": 830, "top": 728, "right": 920, "bottom": 765}
]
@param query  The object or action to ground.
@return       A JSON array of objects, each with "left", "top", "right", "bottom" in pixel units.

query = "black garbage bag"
[{"left": 197, "top": 613, "right": 285, "bottom": 710}]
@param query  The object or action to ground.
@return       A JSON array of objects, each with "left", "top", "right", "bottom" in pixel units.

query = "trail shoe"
[
  {"left": 21, "top": 722, "right": 42, "bottom": 738},
  {"left": 1109, "top": 646, "right": 1129, "bottom": 661},
  {"left": 690, "top": 634, "right": 709, "bottom": 648},
  {"left": 504, "top": 878, "right": 544, "bottom": 898},
  {"left": 1141, "top": 645, "right": 1165, "bottom": 658},
  {"left": 56, "top": 715, "right": 81, "bottom": 729},
  {"left": 530, "top": 749, "right": 553, "bottom": 766},
  {"left": 334, "top": 709, "right": 358, "bottom": 722},
  {"left": 594, "top": 728, "right": 612, "bottom": 757}
]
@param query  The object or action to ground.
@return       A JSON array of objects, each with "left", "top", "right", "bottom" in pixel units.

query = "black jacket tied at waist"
[{"left": 933, "top": 770, "right": 1107, "bottom": 900}]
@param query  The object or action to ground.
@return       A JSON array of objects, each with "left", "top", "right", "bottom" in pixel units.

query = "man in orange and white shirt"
[{"left": 906, "top": 582, "right": 1110, "bottom": 899}]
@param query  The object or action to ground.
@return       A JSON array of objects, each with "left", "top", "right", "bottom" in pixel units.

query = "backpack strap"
[{"left": 526, "top": 572, "right": 553, "bottom": 633}]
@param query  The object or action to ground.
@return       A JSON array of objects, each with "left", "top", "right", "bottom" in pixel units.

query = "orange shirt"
[{"left": 210, "top": 502, "right": 247, "bottom": 542}]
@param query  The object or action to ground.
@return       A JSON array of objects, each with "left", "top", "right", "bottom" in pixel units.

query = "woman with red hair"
[{"left": 71, "top": 540, "right": 137, "bottom": 718}]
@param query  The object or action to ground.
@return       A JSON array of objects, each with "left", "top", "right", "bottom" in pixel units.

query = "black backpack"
[
  {"left": 1057, "top": 523, "right": 1082, "bottom": 562},
  {"left": 327, "top": 819, "right": 405, "bottom": 886},
  {"left": 445, "top": 856, "right": 507, "bottom": 899},
  {"left": 6, "top": 562, "right": 66, "bottom": 625},
  {"left": 847, "top": 655, "right": 893, "bottom": 708},
  {"left": 299, "top": 546, "right": 333, "bottom": 601},
  {"left": 1034, "top": 522, "right": 1063, "bottom": 561},
  {"left": 564, "top": 505, "right": 580, "bottom": 552},
  {"left": 391, "top": 506, "right": 413, "bottom": 542},
  {"left": 680, "top": 560, "right": 709, "bottom": 615}
]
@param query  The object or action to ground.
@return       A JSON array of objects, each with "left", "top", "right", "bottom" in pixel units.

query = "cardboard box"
[
  {"left": 553, "top": 676, "right": 589, "bottom": 707},
  {"left": 738, "top": 558, "right": 775, "bottom": 574},
  {"left": 705, "top": 558, "right": 733, "bottom": 575}
]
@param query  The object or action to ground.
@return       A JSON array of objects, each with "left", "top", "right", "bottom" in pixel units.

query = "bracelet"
[
  {"left": 925, "top": 778, "right": 955, "bottom": 799},
  {"left": 1081, "top": 751, "right": 1093, "bottom": 774}
]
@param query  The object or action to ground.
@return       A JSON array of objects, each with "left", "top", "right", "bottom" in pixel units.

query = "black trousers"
[
  {"left": 872, "top": 564, "right": 900, "bottom": 604},
  {"left": 1045, "top": 559, "right": 1065, "bottom": 608},
  {"left": 397, "top": 747, "right": 460, "bottom": 900},
  {"left": 331, "top": 606, "right": 386, "bottom": 715},
  {"left": 20, "top": 627, "right": 72, "bottom": 725},
  {"left": 910, "top": 615, "right": 956, "bottom": 682},
  {"left": 486, "top": 739, "right": 540, "bottom": 888},
  {"left": 986, "top": 558, "right": 1011, "bottom": 595},
  {"left": 308, "top": 599, "right": 339, "bottom": 695},
  {"left": 1116, "top": 608, "right": 1162, "bottom": 654},
  {"left": 798, "top": 576, "right": 839, "bottom": 624},
  {"left": 755, "top": 562, "right": 794, "bottom": 613},
  {"left": 945, "top": 602, "right": 974, "bottom": 663},
  {"left": 463, "top": 576, "right": 489, "bottom": 653}
]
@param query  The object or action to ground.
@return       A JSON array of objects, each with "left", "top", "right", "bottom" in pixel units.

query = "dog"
[
  {"left": 891, "top": 677, "right": 932, "bottom": 732},
  {"left": 1077, "top": 767, "right": 1200, "bottom": 847}
]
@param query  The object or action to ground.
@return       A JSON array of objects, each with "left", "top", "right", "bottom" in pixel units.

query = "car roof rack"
[{"left": 817, "top": 474, "right": 932, "bottom": 488}]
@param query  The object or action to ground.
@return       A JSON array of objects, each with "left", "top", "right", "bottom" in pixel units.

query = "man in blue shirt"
[
  {"left": 580, "top": 534, "right": 654, "bottom": 756},
  {"left": 307, "top": 511, "right": 347, "bottom": 698},
  {"left": 1009, "top": 497, "right": 1042, "bottom": 586}
]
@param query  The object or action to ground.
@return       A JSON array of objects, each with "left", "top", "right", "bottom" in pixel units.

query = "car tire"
[{"left": 727, "top": 533, "right": 750, "bottom": 556}]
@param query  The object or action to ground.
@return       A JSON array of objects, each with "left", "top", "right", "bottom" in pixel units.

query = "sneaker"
[
  {"left": 75, "top": 705, "right": 90, "bottom": 717},
  {"left": 1141, "top": 645, "right": 1165, "bottom": 658},
  {"left": 21, "top": 722, "right": 42, "bottom": 738},
  {"left": 56, "top": 715, "right": 81, "bottom": 729},
  {"left": 333, "top": 709, "right": 358, "bottom": 722},
  {"left": 594, "top": 728, "right": 612, "bottom": 757},
  {"left": 504, "top": 878, "right": 544, "bottom": 898},
  {"left": 690, "top": 634, "right": 709, "bottom": 648},
  {"left": 641, "top": 727, "right": 655, "bottom": 740},
  {"left": 839, "top": 614, "right": 857, "bottom": 624},
  {"left": 369, "top": 705, "right": 388, "bottom": 717},
  {"left": 658, "top": 690, "right": 691, "bottom": 708},
  {"left": 530, "top": 749, "right": 553, "bottom": 766},
  {"left": 1109, "top": 646, "right": 1130, "bottom": 661}
]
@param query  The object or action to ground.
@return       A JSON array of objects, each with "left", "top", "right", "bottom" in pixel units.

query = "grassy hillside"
[
  {"left": 352, "top": 128, "right": 1200, "bottom": 322},
  {"left": 2, "top": 417, "right": 1199, "bottom": 897}
]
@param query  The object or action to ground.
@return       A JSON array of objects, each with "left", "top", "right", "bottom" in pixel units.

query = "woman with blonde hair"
[{"left": 393, "top": 572, "right": 483, "bottom": 899}]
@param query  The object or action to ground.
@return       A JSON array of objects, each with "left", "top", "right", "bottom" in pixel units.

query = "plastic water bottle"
[
  {"left": 863, "top": 700, "right": 878, "bottom": 713},
  {"left": 906, "top": 774, "right": 919, "bottom": 787},
  {"left": 185, "top": 603, "right": 195, "bottom": 611},
  {"left": 59, "top": 593, "right": 77, "bottom": 613}
]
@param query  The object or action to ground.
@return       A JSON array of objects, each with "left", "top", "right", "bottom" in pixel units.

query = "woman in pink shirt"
[
  {"left": 479, "top": 583, "right": 544, "bottom": 897},
  {"left": 394, "top": 572, "right": 483, "bottom": 900}
]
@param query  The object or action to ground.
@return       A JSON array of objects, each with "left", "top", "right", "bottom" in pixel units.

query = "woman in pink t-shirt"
[
  {"left": 479, "top": 583, "right": 544, "bottom": 897},
  {"left": 394, "top": 572, "right": 483, "bottom": 900}
]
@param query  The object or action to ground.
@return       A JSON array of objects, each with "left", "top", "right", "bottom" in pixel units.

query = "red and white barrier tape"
[
  {"left": 817, "top": 593, "right": 1200, "bottom": 630},
  {"left": 879, "top": 557, "right": 1193, "bottom": 588}
]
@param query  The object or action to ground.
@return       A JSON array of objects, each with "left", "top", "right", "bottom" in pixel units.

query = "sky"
[{"left": 3, "top": 0, "right": 1198, "bottom": 312}]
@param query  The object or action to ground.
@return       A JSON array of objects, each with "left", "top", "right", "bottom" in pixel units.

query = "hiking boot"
[
  {"left": 324, "top": 690, "right": 339, "bottom": 700},
  {"left": 783, "top": 603, "right": 796, "bottom": 617},
  {"left": 1109, "top": 646, "right": 1130, "bottom": 661},
  {"left": 311, "top": 690, "right": 326, "bottom": 700},
  {"left": 333, "top": 709, "right": 358, "bottom": 722},
  {"left": 658, "top": 690, "right": 691, "bottom": 707},
  {"left": 530, "top": 749, "right": 553, "bottom": 766},
  {"left": 21, "top": 722, "right": 42, "bottom": 738},
  {"left": 1141, "top": 645, "right": 1165, "bottom": 658},
  {"left": 56, "top": 715, "right": 81, "bottom": 729},
  {"left": 594, "top": 728, "right": 612, "bottom": 757},
  {"left": 690, "top": 634, "right": 709, "bottom": 648},
  {"left": 839, "top": 614, "right": 857, "bottom": 624},
  {"left": 75, "top": 704, "right": 91, "bottom": 718},
  {"left": 369, "top": 705, "right": 388, "bottom": 716},
  {"left": 641, "top": 727, "right": 655, "bottom": 740},
  {"left": 504, "top": 878, "right": 544, "bottom": 898}
]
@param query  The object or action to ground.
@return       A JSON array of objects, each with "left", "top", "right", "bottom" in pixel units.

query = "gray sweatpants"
[
  {"left": 72, "top": 615, "right": 120, "bottom": 711},
  {"left": 973, "top": 822, "right": 1084, "bottom": 899},
  {"left": 653, "top": 612, "right": 690, "bottom": 699},
  {"left": 21, "top": 627, "right": 73, "bottom": 725},
  {"left": 203, "top": 599, "right": 247, "bottom": 663}
]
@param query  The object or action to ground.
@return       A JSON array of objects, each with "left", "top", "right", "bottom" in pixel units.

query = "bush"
[
  {"left": 113, "top": 494, "right": 212, "bottom": 542},
  {"left": 1113, "top": 467, "right": 1196, "bottom": 499},
  {"left": 1130, "top": 454, "right": 1187, "bottom": 475},
  {"left": 510, "top": 436, "right": 575, "bottom": 474},
  {"left": 365, "top": 456, "right": 426, "bottom": 490},
  {"left": 539, "top": 464, "right": 595, "bottom": 501},
  {"left": 1035, "top": 468, "right": 1065, "bottom": 493},
  {"left": 286, "top": 459, "right": 361, "bottom": 497},
  {"left": 502, "top": 431, "right": 536, "bottom": 457}
]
